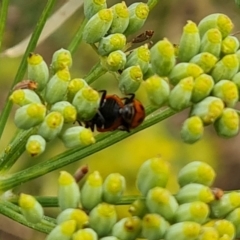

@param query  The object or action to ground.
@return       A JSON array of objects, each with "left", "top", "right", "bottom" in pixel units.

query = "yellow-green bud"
[
  {"left": 144, "top": 75, "right": 170, "bottom": 107},
  {"left": 103, "top": 173, "right": 126, "bottom": 204},
  {"left": 27, "top": 53, "right": 49, "bottom": 91},
  {"left": 83, "top": 9, "right": 113, "bottom": 44},
  {"left": 51, "top": 48, "right": 72, "bottom": 73},
  {"left": 190, "top": 96, "right": 224, "bottom": 125},
  {"left": 198, "top": 227, "right": 219, "bottom": 240},
  {"left": 45, "top": 68, "right": 71, "bottom": 104},
  {"left": 178, "top": 161, "right": 216, "bottom": 187},
  {"left": 81, "top": 171, "right": 103, "bottom": 210},
  {"left": 19, "top": 193, "right": 44, "bottom": 223},
  {"left": 178, "top": 20, "right": 201, "bottom": 62},
  {"left": 232, "top": 72, "right": 240, "bottom": 93},
  {"left": 84, "top": 0, "right": 107, "bottom": 19},
  {"left": 26, "top": 135, "right": 46, "bottom": 157},
  {"left": 129, "top": 199, "right": 148, "bottom": 218},
  {"left": 118, "top": 65, "right": 143, "bottom": 94},
  {"left": 124, "top": 3, "right": 149, "bottom": 35},
  {"left": 58, "top": 171, "right": 81, "bottom": 210},
  {"left": 67, "top": 78, "right": 88, "bottom": 102},
  {"left": 226, "top": 208, "right": 240, "bottom": 238},
  {"left": 61, "top": 126, "right": 95, "bottom": 148},
  {"left": 169, "top": 77, "right": 194, "bottom": 111},
  {"left": 214, "top": 219, "right": 235, "bottom": 240},
  {"left": 136, "top": 157, "right": 170, "bottom": 196},
  {"left": 169, "top": 63, "right": 203, "bottom": 86},
  {"left": 14, "top": 103, "right": 46, "bottom": 130},
  {"left": 57, "top": 208, "right": 89, "bottom": 230},
  {"left": 146, "top": 187, "right": 178, "bottom": 222},
  {"left": 105, "top": 50, "right": 127, "bottom": 71},
  {"left": 10, "top": 89, "right": 41, "bottom": 106},
  {"left": 214, "top": 108, "right": 239, "bottom": 138},
  {"left": 190, "top": 52, "right": 218, "bottom": 73},
  {"left": 72, "top": 228, "right": 98, "bottom": 240},
  {"left": 176, "top": 183, "right": 215, "bottom": 204},
  {"left": 221, "top": 35, "right": 239, "bottom": 55},
  {"left": 38, "top": 111, "right": 64, "bottom": 141},
  {"left": 150, "top": 38, "right": 176, "bottom": 76},
  {"left": 89, "top": 203, "right": 117, "bottom": 237},
  {"left": 180, "top": 116, "right": 204, "bottom": 144},
  {"left": 109, "top": 2, "right": 129, "bottom": 34},
  {"left": 198, "top": 13, "right": 233, "bottom": 38}
]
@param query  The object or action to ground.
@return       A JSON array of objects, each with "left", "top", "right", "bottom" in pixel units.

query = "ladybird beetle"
[{"left": 85, "top": 90, "right": 145, "bottom": 132}]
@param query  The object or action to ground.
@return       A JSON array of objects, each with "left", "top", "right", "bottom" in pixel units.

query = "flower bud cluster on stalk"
[{"left": 18, "top": 158, "right": 240, "bottom": 240}]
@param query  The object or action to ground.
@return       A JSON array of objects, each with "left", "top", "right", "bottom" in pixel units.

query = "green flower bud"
[
  {"left": 118, "top": 65, "right": 143, "bottom": 94},
  {"left": 109, "top": 2, "right": 129, "bottom": 34},
  {"left": 144, "top": 75, "right": 170, "bottom": 107},
  {"left": 51, "top": 48, "right": 72, "bottom": 73},
  {"left": 67, "top": 78, "right": 88, "bottom": 102},
  {"left": 26, "top": 135, "right": 46, "bottom": 157},
  {"left": 178, "top": 161, "right": 216, "bottom": 187},
  {"left": 176, "top": 183, "right": 214, "bottom": 204},
  {"left": 136, "top": 157, "right": 170, "bottom": 196},
  {"left": 191, "top": 74, "right": 214, "bottom": 103},
  {"left": 198, "top": 227, "right": 219, "bottom": 240},
  {"left": 45, "top": 68, "right": 71, "bottom": 104},
  {"left": 105, "top": 50, "right": 127, "bottom": 71},
  {"left": 72, "top": 86, "right": 100, "bottom": 121},
  {"left": 226, "top": 208, "right": 240, "bottom": 238},
  {"left": 27, "top": 53, "right": 49, "bottom": 91},
  {"left": 124, "top": 3, "right": 149, "bottom": 36},
  {"left": 232, "top": 72, "right": 240, "bottom": 93},
  {"left": 84, "top": 0, "right": 107, "bottom": 19},
  {"left": 61, "top": 126, "right": 95, "bottom": 148},
  {"left": 112, "top": 216, "right": 142, "bottom": 240},
  {"left": 38, "top": 111, "right": 64, "bottom": 141},
  {"left": 89, "top": 203, "right": 117, "bottom": 237},
  {"left": 57, "top": 208, "right": 89, "bottom": 230},
  {"left": 143, "top": 63, "right": 155, "bottom": 79},
  {"left": 178, "top": 20, "right": 201, "bottom": 62},
  {"left": 51, "top": 101, "right": 77, "bottom": 123},
  {"left": 169, "top": 77, "right": 194, "bottom": 111},
  {"left": 142, "top": 213, "right": 169, "bottom": 240},
  {"left": 174, "top": 201, "right": 209, "bottom": 224},
  {"left": 58, "top": 171, "right": 81, "bottom": 210},
  {"left": 100, "top": 237, "right": 119, "bottom": 240},
  {"left": 150, "top": 38, "right": 176, "bottom": 76},
  {"left": 98, "top": 33, "right": 126, "bottom": 56},
  {"left": 212, "top": 80, "right": 238, "bottom": 107},
  {"left": 46, "top": 220, "right": 76, "bottom": 240},
  {"left": 83, "top": 9, "right": 113, "bottom": 44},
  {"left": 200, "top": 28, "right": 222, "bottom": 58},
  {"left": 180, "top": 116, "right": 204, "bottom": 144},
  {"left": 190, "top": 52, "right": 218, "bottom": 73},
  {"left": 236, "top": 49, "right": 240, "bottom": 70},
  {"left": 10, "top": 89, "right": 41, "bottom": 106},
  {"left": 169, "top": 63, "right": 203, "bottom": 86},
  {"left": 81, "top": 171, "right": 103, "bottom": 210},
  {"left": 125, "top": 44, "right": 150, "bottom": 74},
  {"left": 210, "top": 192, "right": 240, "bottom": 218},
  {"left": 198, "top": 13, "right": 233, "bottom": 38},
  {"left": 211, "top": 54, "right": 239, "bottom": 82},
  {"left": 164, "top": 222, "right": 201, "bottom": 240},
  {"left": 146, "top": 187, "right": 178, "bottom": 221},
  {"left": 14, "top": 103, "right": 46, "bottom": 129},
  {"left": 72, "top": 228, "right": 98, "bottom": 240},
  {"left": 19, "top": 193, "right": 44, "bottom": 223},
  {"left": 221, "top": 35, "right": 239, "bottom": 55},
  {"left": 190, "top": 96, "right": 224, "bottom": 125},
  {"left": 129, "top": 199, "right": 148, "bottom": 218},
  {"left": 214, "top": 108, "right": 239, "bottom": 138},
  {"left": 214, "top": 219, "right": 235, "bottom": 240},
  {"left": 103, "top": 173, "right": 126, "bottom": 204}
]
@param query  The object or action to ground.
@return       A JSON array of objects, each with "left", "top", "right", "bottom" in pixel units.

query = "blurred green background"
[{"left": 1, "top": 0, "right": 240, "bottom": 239}]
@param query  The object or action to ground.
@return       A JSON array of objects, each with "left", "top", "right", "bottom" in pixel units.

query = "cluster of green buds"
[
  {"left": 19, "top": 158, "right": 240, "bottom": 240},
  {"left": 10, "top": 49, "right": 98, "bottom": 157}
]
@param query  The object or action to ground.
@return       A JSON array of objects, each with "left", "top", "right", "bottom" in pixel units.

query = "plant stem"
[
  {"left": 85, "top": 61, "right": 107, "bottom": 84},
  {"left": 0, "top": 0, "right": 57, "bottom": 140},
  {"left": 0, "top": 107, "right": 176, "bottom": 192},
  {"left": 0, "top": 0, "right": 9, "bottom": 50}
]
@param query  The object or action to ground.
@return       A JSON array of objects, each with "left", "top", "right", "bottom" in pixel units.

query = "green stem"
[
  {"left": 0, "top": 0, "right": 57, "bottom": 140},
  {"left": 85, "top": 61, "right": 107, "bottom": 84},
  {"left": 0, "top": 199, "right": 55, "bottom": 234},
  {"left": 0, "top": 107, "right": 176, "bottom": 192},
  {"left": 67, "top": 18, "right": 88, "bottom": 54},
  {"left": 0, "top": 0, "right": 9, "bottom": 50}
]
